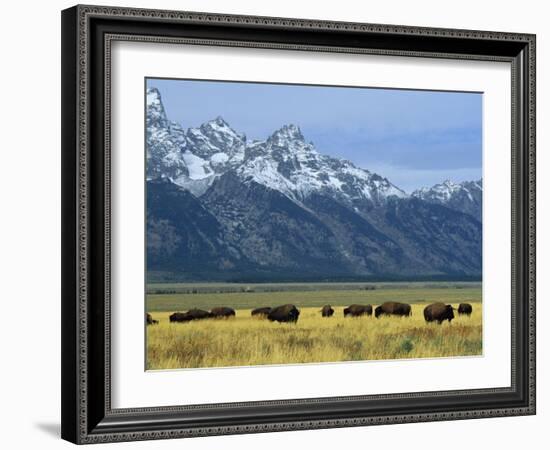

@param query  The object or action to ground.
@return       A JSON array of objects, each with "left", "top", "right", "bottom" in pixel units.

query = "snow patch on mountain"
[
  {"left": 181, "top": 151, "right": 213, "bottom": 180},
  {"left": 211, "top": 152, "right": 229, "bottom": 165}
]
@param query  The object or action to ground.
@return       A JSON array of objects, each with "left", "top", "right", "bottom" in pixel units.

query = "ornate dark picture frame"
[{"left": 61, "top": 4, "right": 536, "bottom": 444}]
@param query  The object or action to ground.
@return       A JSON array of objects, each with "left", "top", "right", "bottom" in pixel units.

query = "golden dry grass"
[{"left": 146, "top": 303, "right": 482, "bottom": 370}]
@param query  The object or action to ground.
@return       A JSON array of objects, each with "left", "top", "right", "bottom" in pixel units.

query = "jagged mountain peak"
[
  {"left": 146, "top": 87, "right": 169, "bottom": 129},
  {"left": 441, "top": 179, "right": 458, "bottom": 187},
  {"left": 146, "top": 87, "right": 188, "bottom": 181},
  {"left": 211, "top": 115, "right": 229, "bottom": 125},
  {"left": 413, "top": 178, "right": 482, "bottom": 221},
  {"left": 414, "top": 179, "right": 460, "bottom": 199},
  {"left": 268, "top": 124, "right": 305, "bottom": 143},
  {"left": 146, "top": 87, "right": 162, "bottom": 103},
  {"left": 199, "top": 116, "right": 241, "bottom": 136},
  {"left": 181, "top": 117, "right": 246, "bottom": 173},
  {"left": 414, "top": 179, "right": 481, "bottom": 197}
]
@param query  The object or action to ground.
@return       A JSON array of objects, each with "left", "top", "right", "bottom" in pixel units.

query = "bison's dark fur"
[
  {"left": 423, "top": 302, "right": 455, "bottom": 324},
  {"left": 458, "top": 303, "right": 473, "bottom": 316},
  {"left": 267, "top": 304, "right": 300, "bottom": 323},
  {"left": 186, "top": 309, "right": 211, "bottom": 320},
  {"left": 343, "top": 304, "right": 372, "bottom": 317},
  {"left": 321, "top": 305, "right": 334, "bottom": 317},
  {"left": 210, "top": 307, "right": 236, "bottom": 318},
  {"left": 169, "top": 312, "right": 192, "bottom": 323},
  {"left": 251, "top": 307, "right": 272, "bottom": 318},
  {"left": 374, "top": 302, "right": 412, "bottom": 318},
  {"left": 169, "top": 309, "right": 211, "bottom": 322},
  {"left": 146, "top": 313, "right": 158, "bottom": 325}
]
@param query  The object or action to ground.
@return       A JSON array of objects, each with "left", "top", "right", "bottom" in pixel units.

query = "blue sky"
[{"left": 147, "top": 78, "right": 482, "bottom": 192}]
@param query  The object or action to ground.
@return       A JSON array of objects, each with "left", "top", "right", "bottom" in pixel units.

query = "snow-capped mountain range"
[
  {"left": 147, "top": 88, "right": 406, "bottom": 204},
  {"left": 146, "top": 87, "right": 482, "bottom": 282}
]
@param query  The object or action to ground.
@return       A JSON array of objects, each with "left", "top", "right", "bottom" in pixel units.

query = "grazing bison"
[
  {"left": 186, "top": 309, "right": 211, "bottom": 320},
  {"left": 424, "top": 302, "right": 455, "bottom": 324},
  {"left": 251, "top": 307, "right": 272, "bottom": 318},
  {"left": 321, "top": 305, "right": 334, "bottom": 317},
  {"left": 169, "top": 312, "right": 192, "bottom": 323},
  {"left": 146, "top": 313, "right": 158, "bottom": 325},
  {"left": 210, "top": 307, "right": 236, "bottom": 318},
  {"left": 344, "top": 304, "right": 373, "bottom": 317},
  {"left": 374, "top": 302, "right": 412, "bottom": 318},
  {"left": 267, "top": 304, "right": 300, "bottom": 323},
  {"left": 169, "top": 309, "right": 211, "bottom": 323},
  {"left": 458, "top": 303, "right": 473, "bottom": 316}
]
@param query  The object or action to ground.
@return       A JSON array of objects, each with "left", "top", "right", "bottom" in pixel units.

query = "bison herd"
[
  {"left": 147, "top": 302, "right": 474, "bottom": 325},
  {"left": 168, "top": 307, "right": 235, "bottom": 322}
]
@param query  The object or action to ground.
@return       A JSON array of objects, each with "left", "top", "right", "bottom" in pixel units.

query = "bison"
[
  {"left": 169, "top": 309, "right": 211, "bottom": 323},
  {"left": 458, "top": 303, "right": 473, "bottom": 316},
  {"left": 267, "top": 304, "right": 300, "bottom": 323},
  {"left": 321, "top": 305, "right": 334, "bottom": 317},
  {"left": 344, "top": 304, "right": 373, "bottom": 317},
  {"left": 423, "top": 302, "right": 455, "bottom": 324},
  {"left": 146, "top": 313, "right": 158, "bottom": 325},
  {"left": 374, "top": 302, "right": 412, "bottom": 318},
  {"left": 210, "top": 307, "right": 236, "bottom": 318},
  {"left": 186, "top": 308, "right": 211, "bottom": 320},
  {"left": 169, "top": 312, "right": 192, "bottom": 323},
  {"left": 251, "top": 307, "right": 272, "bottom": 318}
]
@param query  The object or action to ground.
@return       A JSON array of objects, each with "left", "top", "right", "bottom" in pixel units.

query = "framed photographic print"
[{"left": 61, "top": 5, "right": 536, "bottom": 444}]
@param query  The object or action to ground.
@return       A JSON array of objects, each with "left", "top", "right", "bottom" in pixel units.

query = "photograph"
[{"left": 145, "top": 78, "right": 484, "bottom": 370}]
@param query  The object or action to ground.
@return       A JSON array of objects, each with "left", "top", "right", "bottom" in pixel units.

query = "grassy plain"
[
  {"left": 146, "top": 283, "right": 482, "bottom": 370},
  {"left": 146, "top": 282, "right": 481, "bottom": 311}
]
